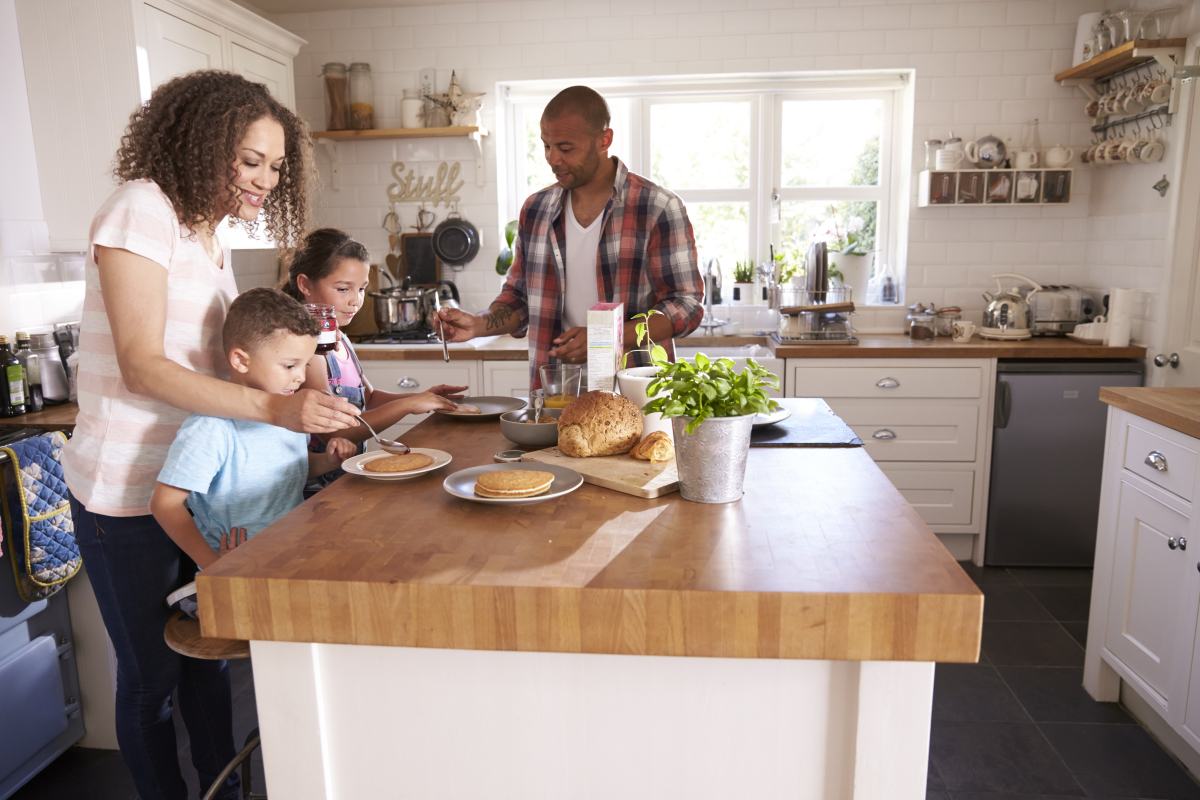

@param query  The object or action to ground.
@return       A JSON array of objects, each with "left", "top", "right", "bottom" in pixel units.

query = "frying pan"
[{"left": 431, "top": 212, "right": 481, "bottom": 266}]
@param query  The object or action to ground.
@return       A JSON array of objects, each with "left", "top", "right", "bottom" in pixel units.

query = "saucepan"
[{"left": 370, "top": 287, "right": 424, "bottom": 332}]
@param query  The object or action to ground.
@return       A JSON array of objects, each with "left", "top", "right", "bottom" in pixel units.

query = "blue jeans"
[{"left": 70, "top": 494, "right": 239, "bottom": 800}]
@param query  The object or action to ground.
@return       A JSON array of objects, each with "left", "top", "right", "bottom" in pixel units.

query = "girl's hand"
[
  {"left": 325, "top": 437, "right": 357, "bottom": 465},
  {"left": 427, "top": 384, "right": 468, "bottom": 400},
  {"left": 408, "top": 392, "right": 459, "bottom": 414},
  {"left": 219, "top": 527, "right": 248, "bottom": 556}
]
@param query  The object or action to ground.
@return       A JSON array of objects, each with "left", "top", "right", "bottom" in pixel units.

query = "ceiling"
[{"left": 249, "top": 0, "right": 504, "bottom": 11}]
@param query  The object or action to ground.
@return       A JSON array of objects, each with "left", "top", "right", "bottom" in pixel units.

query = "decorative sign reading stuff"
[{"left": 386, "top": 161, "right": 463, "bottom": 207}]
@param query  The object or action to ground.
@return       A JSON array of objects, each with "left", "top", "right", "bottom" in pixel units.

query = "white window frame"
[{"left": 497, "top": 72, "right": 914, "bottom": 306}]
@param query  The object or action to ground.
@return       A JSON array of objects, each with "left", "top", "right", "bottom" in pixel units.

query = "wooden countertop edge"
[
  {"left": 771, "top": 341, "right": 1147, "bottom": 359},
  {"left": 354, "top": 348, "right": 527, "bottom": 361},
  {"left": 1101, "top": 387, "right": 1200, "bottom": 439},
  {"left": 197, "top": 579, "right": 983, "bottom": 663}
]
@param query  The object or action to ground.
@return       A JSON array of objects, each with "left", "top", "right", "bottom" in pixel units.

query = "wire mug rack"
[
  {"left": 772, "top": 285, "right": 858, "bottom": 344},
  {"left": 1089, "top": 58, "right": 1175, "bottom": 143}
]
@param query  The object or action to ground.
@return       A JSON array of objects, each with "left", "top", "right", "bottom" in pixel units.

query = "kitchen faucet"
[{"left": 698, "top": 257, "right": 729, "bottom": 334}]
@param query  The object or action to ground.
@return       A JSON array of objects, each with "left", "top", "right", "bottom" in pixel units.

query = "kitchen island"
[{"left": 199, "top": 413, "right": 982, "bottom": 800}]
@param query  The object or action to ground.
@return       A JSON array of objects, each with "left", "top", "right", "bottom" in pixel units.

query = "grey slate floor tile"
[
  {"left": 929, "top": 720, "right": 1086, "bottom": 795},
  {"left": 1061, "top": 621, "right": 1089, "bottom": 648},
  {"left": 982, "top": 620, "right": 1086, "bottom": 667},
  {"left": 996, "top": 667, "right": 1132, "bottom": 724},
  {"left": 933, "top": 663, "right": 1031, "bottom": 722},
  {"left": 1028, "top": 585, "right": 1094, "bottom": 623},
  {"left": 1008, "top": 568, "right": 1094, "bottom": 586},
  {"left": 1040, "top": 722, "right": 1200, "bottom": 800},
  {"left": 982, "top": 583, "right": 1056, "bottom": 622}
]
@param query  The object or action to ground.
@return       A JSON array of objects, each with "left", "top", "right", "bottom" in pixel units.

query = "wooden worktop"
[
  {"left": 1101, "top": 387, "right": 1200, "bottom": 440},
  {"left": 0, "top": 402, "right": 78, "bottom": 433},
  {"left": 771, "top": 335, "right": 1146, "bottom": 359},
  {"left": 198, "top": 415, "right": 983, "bottom": 662}
]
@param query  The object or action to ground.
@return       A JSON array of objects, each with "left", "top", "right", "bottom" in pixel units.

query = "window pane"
[
  {"left": 781, "top": 99, "right": 881, "bottom": 187},
  {"left": 781, "top": 200, "right": 878, "bottom": 258},
  {"left": 652, "top": 102, "right": 750, "bottom": 189},
  {"left": 687, "top": 201, "right": 749, "bottom": 285}
]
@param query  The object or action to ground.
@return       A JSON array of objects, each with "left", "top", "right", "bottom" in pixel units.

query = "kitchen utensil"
[
  {"left": 415, "top": 206, "right": 434, "bottom": 233},
  {"left": 781, "top": 301, "right": 855, "bottom": 315},
  {"left": 369, "top": 287, "right": 424, "bottom": 333},
  {"left": 520, "top": 447, "right": 678, "bottom": 498},
  {"left": 533, "top": 394, "right": 543, "bottom": 424},
  {"left": 432, "top": 289, "right": 449, "bottom": 362},
  {"left": 29, "top": 333, "right": 68, "bottom": 402},
  {"left": 443, "top": 463, "right": 584, "bottom": 505},
  {"left": 981, "top": 272, "right": 1042, "bottom": 340},
  {"left": 966, "top": 135, "right": 1006, "bottom": 169},
  {"left": 355, "top": 415, "right": 410, "bottom": 454},
  {"left": 434, "top": 396, "right": 527, "bottom": 419},
  {"left": 539, "top": 364, "right": 583, "bottom": 408},
  {"left": 341, "top": 448, "right": 451, "bottom": 480},
  {"left": 431, "top": 212, "right": 480, "bottom": 266},
  {"left": 499, "top": 407, "right": 562, "bottom": 447}
]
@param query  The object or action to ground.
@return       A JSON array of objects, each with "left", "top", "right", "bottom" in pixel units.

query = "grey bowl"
[{"left": 499, "top": 408, "right": 562, "bottom": 447}]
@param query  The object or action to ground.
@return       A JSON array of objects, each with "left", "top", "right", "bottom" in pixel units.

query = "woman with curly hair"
[{"left": 61, "top": 70, "right": 359, "bottom": 800}]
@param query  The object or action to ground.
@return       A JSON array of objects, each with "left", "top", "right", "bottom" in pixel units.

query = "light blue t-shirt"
[{"left": 157, "top": 415, "right": 309, "bottom": 553}]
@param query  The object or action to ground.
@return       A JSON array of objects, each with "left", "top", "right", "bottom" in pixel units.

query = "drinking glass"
[{"left": 539, "top": 364, "right": 583, "bottom": 408}]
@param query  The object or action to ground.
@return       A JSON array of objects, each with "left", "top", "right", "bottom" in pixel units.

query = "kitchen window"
[{"left": 500, "top": 74, "right": 913, "bottom": 304}]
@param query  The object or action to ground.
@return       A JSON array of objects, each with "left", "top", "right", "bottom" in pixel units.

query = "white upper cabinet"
[{"left": 15, "top": 0, "right": 304, "bottom": 251}]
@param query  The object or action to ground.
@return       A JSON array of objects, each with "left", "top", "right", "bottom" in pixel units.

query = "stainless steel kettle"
[{"left": 982, "top": 272, "right": 1043, "bottom": 332}]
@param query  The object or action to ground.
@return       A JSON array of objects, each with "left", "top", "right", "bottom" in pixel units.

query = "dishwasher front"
[{"left": 985, "top": 360, "right": 1145, "bottom": 567}]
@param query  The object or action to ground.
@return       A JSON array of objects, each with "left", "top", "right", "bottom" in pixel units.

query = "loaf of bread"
[
  {"left": 557, "top": 391, "right": 643, "bottom": 458},
  {"left": 630, "top": 431, "right": 674, "bottom": 463}
]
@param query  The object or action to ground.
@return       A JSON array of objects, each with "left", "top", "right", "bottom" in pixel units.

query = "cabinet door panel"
[
  {"left": 144, "top": 5, "right": 223, "bottom": 90},
  {"left": 230, "top": 42, "right": 289, "bottom": 103},
  {"left": 359, "top": 361, "right": 478, "bottom": 442},
  {"left": 877, "top": 469, "right": 974, "bottom": 525},
  {"left": 484, "top": 363, "right": 531, "bottom": 398},
  {"left": 826, "top": 404, "right": 979, "bottom": 462},
  {"left": 1106, "top": 478, "right": 1192, "bottom": 704}
]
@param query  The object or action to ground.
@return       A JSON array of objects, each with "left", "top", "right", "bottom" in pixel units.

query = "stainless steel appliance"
[
  {"left": 1030, "top": 285, "right": 1094, "bottom": 335},
  {"left": 769, "top": 242, "right": 858, "bottom": 345},
  {"left": 369, "top": 280, "right": 460, "bottom": 336},
  {"left": 980, "top": 273, "right": 1039, "bottom": 340},
  {"left": 985, "top": 360, "right": 1144, "bottom": 566},
  {"left": 0, "top": 428, "right": 84, "bottom": 797}
]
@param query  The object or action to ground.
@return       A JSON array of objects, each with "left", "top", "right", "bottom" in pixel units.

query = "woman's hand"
[
  {"left": 271, "top": 388, "right": 360, "bottom": 434},
  {"left": 426, "top": 384, "right": 468, "bottom": 400}
]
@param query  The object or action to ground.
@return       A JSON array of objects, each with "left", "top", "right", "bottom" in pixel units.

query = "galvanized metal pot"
[{"left": 671, "top": 413, "right": 755, "bottom": 503}]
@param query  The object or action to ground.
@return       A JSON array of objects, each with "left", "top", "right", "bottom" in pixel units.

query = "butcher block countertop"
[
  {"left": 771, "top": 334, "right": 1146, "bottom": 359},
  {"left": 0, "top": 402, "right": 78, "bottom": 433},
  {"left": 1101, "top": 387, "right": 1200, "bottom": 439},
  {"left": 197, "top": 414, "right": 983, "bottom": 663}
]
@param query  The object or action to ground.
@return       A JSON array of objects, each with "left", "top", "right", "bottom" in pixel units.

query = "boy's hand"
[
  {"left": 219, "top": 527, "right": 247, "bottom": 556},
  {"left": 408, "top": 392, "right": 459, "bottom": 414},
  {"left": 427, "top": 384, "right": 468, "bottom": 400},
  {"left": 325, "top": 437, "right": 356, "bottom": 465}
]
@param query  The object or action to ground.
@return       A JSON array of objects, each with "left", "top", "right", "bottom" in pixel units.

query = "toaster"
[{"left": 1030, "top": 285, "right": 1094, "bottom": 335}]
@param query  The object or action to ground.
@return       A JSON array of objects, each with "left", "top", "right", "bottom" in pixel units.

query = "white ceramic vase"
[
  {"left": 732, "top": 282, "right": 756, "bottom": 306},
  {"left": 828, "top": 252, "right": 872, "bottom": 299},
  {"left": 615, "top": 366, "right": 673, "bottom": 440}
]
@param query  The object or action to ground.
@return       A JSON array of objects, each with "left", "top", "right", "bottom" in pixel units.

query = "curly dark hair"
[
  {"left": 113, "top": 70, "right": 312, "bottom": 247},
  {"left": 281, "top": 228, "right": 370, "bottom": 301}
]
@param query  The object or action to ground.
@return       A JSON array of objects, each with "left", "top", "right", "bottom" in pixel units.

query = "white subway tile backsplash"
[
  {"left": 910, "top": 4, "right": 958, "bottom": 28},
  {"left": 815, "top": 6, "right": 863, "bottom": 30}
]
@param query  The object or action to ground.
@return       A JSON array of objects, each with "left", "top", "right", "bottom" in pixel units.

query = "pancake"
[
  {"left": 451, "top": 403, "right": 482, "bottom": 415},
  {"left": 363, "top": 453, "right": 434, "bottom": 473},
  {"left": 474, "top": 469, "right": 555, "bottom": 498}
]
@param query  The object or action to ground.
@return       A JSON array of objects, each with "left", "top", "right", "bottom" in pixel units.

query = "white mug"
[
  {"left": 936, "top": 149, "right": 966, "bottom": 170},
  {"left": 952, "top": 321, "right": 976, "bottom": 343},
  {"left": 1015, "top": 150, "right": 1039, "bottom": 170}
]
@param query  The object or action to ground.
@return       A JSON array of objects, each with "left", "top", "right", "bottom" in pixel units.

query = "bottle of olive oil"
[{"left": 0, "top": 335, "right": 26, "bottom": 417}]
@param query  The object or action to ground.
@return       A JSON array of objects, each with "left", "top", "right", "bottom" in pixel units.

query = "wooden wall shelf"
[
  {"left": 1054, "top": 38, "right": 1186, "bottom": 82},
  {"left": 310, "top": 126, "right": 490, "bottom": 189}
]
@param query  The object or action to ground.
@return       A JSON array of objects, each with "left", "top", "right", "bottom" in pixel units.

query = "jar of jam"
[{"left": 305, "top": 304, "right": 339, "bottom": 354}]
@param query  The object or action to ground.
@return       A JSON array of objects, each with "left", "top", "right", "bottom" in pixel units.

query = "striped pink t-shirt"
[{"left": 62, "top": 180, "right": 236, "bottom": 517}]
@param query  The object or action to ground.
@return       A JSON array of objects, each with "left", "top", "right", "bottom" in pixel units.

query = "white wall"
[
  {"left": 0, "top": 0, "right": 86, "bottom": 338},
  {"left": 270, "top": 0, "right": 1113, "bottom": 330}
]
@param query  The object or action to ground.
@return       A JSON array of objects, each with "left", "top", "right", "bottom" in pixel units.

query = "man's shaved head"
[{"left": 542, "top": 86, "right": 611, "bottom": 135}]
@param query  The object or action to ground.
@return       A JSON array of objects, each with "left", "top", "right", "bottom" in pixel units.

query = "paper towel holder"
[{"left": 1153, "top": 175, "right": 1170, "bottom": 197}]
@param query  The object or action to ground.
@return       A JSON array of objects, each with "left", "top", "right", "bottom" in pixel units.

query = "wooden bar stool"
[{"left": 164, "top": 611, "right": 264, "bottom": 799}]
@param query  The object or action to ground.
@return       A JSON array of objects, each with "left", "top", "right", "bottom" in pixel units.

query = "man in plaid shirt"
[{"left": 438, "top": 86, "right": 704, "bottom": 388}]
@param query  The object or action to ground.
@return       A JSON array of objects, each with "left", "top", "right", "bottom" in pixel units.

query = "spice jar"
[
  {"left": 349, "top": 62, "right": 374, "bottom": 130},
  {"left": 305, "top": 304, "right": 339, "bottom": 354},
  {"left": 401, "top": 89, "right": 424, "bottom": 129},
  {"left": 321, "top": 62, "right": 349, "bottom": 131}
]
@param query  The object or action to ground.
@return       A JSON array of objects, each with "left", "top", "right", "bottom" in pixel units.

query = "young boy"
[{"left": 151, "top": 287, "right": 356, "bottom": 576}]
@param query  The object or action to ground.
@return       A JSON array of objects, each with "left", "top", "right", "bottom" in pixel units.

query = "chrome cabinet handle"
[
  {"left": 1145, "top": 451, "right": 1168, "bottom": 472},
  {"left": 876, "top": 377, "right": 900, "bottom": 388},
  {"left": 1181, "top": 537, "right": 1189, "bottom": 551},
  {"left": 1169, "top": 537, "right": 1179, "bottom": 550},
  {"left": 1154, "top": 353, "right": 1180, "bottom": 368},
  {"left": 872, "top": 429, "right": 897, "bottom": 440},
  {"left": 397, "top": 377, "right": 420, "bottom": 388}
]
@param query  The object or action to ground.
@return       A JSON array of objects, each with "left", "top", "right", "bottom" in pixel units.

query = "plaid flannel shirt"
[{"left": 495, "top": 157, "right": 704, "bottom": 389}]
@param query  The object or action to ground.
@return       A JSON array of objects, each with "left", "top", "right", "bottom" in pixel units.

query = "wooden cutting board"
[{"left": 520, "top": 446, "right": 679, "bottom": 498}]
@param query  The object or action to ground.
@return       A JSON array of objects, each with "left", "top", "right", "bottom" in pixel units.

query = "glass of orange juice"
[{"left": 538, "top": 363, "right": 583, "bottom": 408}]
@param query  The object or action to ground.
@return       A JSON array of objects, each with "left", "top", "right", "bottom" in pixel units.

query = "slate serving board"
[{"left": 750, "top": 398, "right": 863, "bottom": 448}]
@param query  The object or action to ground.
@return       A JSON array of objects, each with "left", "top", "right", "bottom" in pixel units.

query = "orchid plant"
[{"left": 814, "top": 206, "right": 870, "bottom": 255}]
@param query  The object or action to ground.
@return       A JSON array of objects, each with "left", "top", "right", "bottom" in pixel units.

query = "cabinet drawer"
[
  {"left": 1123, "top": 422, "right": 1198, "bottom": 503},
  {"left": 791, "top": 366, "right": 983, "bottom": 399},
  {"left": 359, "top": 363, "right": 476, "bottom": 394},
  {"left": 828, "top": 404, "right": 979, "bottom": 462},
  {"left": 878, "top": 469, "right": 975, "bottom": 525}
]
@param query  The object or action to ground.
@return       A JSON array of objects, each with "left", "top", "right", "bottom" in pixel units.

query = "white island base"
[{"left": 249, "top": 641, "right": 935, "bottom": 800}]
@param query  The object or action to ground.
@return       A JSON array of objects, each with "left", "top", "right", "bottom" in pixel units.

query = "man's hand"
[
  {"left": 548, "top": 327, "right": 587, "bottom": 363},
  {"left": 272, "top": 389, "right": 360, "bottom": 434},
  {"left": 436, "top": 308, "right": 484, "bottom": 342},
  {"left": 219, "top": 527, "right": 248, "bottom": 557}
]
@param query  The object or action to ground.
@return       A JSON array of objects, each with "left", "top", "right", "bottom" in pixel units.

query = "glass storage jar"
[
  {"left": 924, "top": 140, "right": 943, "bottom": 170},
  {"left": 909, "top": 313, "right": 936, "bottom": 340},
  {"left": 321, "top": 62, "right": 349, "bottom": 131},
  {"left": 349, "top": 63, "right": 374, "bottom": 130},
  {"left": 935, "top": 308, "right": 962, "bottom": 336}
]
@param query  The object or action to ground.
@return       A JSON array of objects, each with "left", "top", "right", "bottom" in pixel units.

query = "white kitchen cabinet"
[
  {"left": 483, "top": 361, "right": 532, "bottom": 398},
  {"left": 15, "top": 0, "right": 304, "bottom": 250},
  {"left": 1086, "top": 407, "right": 1200, "bottom": 766},
  {"left": 358, "top": 360, "right": 481, "bottom": 446},
  {"left": 787, "top": 358, "right": 995, "bottom": 562}
]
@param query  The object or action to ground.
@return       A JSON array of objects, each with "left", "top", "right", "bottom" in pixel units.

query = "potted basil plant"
[{"left": 644, "top": 354, "right": 780, "bottom": 503}]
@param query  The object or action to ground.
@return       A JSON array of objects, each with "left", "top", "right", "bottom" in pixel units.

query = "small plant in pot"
[
  {"left": 644, "top": 354, "right": 780, "bottom": 503},
  {"left": 615, "top": 310, "right": 672, "bottom": 437},
  {"left": 732, "top": 260, "right": 755, "bottom": 305}
]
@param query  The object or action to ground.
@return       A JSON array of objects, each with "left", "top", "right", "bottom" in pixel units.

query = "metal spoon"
[
  {"left": 356, "top": 416, "right": 410, "bottom": 455},
  {"left": 533, "top": 394, "right": 544, "bottom": 424}
]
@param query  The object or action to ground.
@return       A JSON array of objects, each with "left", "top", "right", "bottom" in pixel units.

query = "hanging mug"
[{"left": 1140, "top": 129, "right": 1165, "bottom": 163}]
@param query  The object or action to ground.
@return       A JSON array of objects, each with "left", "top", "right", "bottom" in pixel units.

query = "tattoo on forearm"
[{"left": 485, "top": 305, "right": 515, "bottom": 331}]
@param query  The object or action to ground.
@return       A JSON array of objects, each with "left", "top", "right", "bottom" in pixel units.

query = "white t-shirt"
[{"left": 561, "top": 193, "right": 603, "bottom": 330}]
